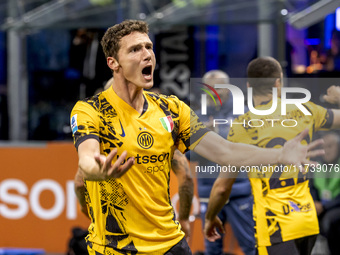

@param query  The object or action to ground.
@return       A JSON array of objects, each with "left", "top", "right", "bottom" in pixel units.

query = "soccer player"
[
  {"left": 70, "top": 21, "right": 322, "bottom": 255},
  {"left": 204, "top": 57, "right": 340, "bottom": 255}
]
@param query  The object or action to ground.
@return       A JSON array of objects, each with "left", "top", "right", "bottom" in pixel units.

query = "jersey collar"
[{"left": 105, "top": 87, "right": 149, "bottom": 118}]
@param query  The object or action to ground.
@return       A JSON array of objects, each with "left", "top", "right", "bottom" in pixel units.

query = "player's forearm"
[
  {"left": 194, "top": 132, "right": 281, "bottom": 168},
  {"left": 74, "top": 169, "right": 90, "bottom": 218},
  {"left": 77, "top": 139, "right": 107, "bottom": 181},
  {"left": 178, "top": 178, "right": 194, "bottom": 220},
  {"left": 74, "top": 179, "right": 87, "bottom": 208},
  {"left": 75, "top": 186, "right": 86, "bottom": 206},
  {"left": 205, "top": 178, "right": 234, "bottom": 221},
  {"left": 78, "top": 155, "right": 102, "bottom": 180},
  {"left": 75, "top": 185, "right": 90, "bottom": 218},
  {"left": 172, "top": 150, "right": 194, "bottom": 220},
  {"left": 225, "top": 141, "right": 282, "bottom": 167}
]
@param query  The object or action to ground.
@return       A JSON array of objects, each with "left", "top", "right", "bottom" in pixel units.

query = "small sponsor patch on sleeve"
[{"left": 71, "top": 114, "right": 78, "bottom": 134}]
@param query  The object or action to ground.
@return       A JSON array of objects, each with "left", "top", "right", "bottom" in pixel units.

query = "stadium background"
[{"left": 0, "top": 0, "right": 340, "bottom": 254}]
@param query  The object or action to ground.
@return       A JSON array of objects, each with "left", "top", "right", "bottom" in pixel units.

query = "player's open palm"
[{"left": 94, "top": 148, "right": 134, "bottom": 179}]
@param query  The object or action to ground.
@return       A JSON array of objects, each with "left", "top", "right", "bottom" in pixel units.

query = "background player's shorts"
[
  {"left": 164, "top": 237, "right": 192, "bottom": 255},
  {"left": 257, "top": 235, "right": 317, "bottom": 255}
]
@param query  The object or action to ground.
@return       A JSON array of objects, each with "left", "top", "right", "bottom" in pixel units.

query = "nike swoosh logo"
[{"left": 119, "top": 120, "right": 125, "bottom": 137}]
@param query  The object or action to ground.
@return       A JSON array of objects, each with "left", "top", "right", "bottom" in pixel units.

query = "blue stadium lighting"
[
  {"left": 205, "top": 25, "right": 219, "bottom": 71},
  {"left": 304, "top": 38, "right": 321, "bottom": 45},
  {"left": 336, "top": 7, "right": 340, "bottom": 31},
  {"left": 325, "top": 13, "right": 335, "bottom": 49}
]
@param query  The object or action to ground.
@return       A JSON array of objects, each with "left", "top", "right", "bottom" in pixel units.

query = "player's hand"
[
  {"left": 178, "top": 219, "right": 191, "bottom": 242},
  {"left": 204, "top": 216, "right": 224, "bottom": 242},
  {"left": 279, "top": 129, "right": 324, "bottom": 167},
  {"left": 323, "top": 85, "right": 340, "bottom": 106},
  {"left": 94, "top": 148, "right": 134, "bottom": 180}
]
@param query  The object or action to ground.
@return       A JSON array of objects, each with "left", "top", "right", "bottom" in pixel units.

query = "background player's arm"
[
  {"left": 74, "top": 168, "right": 90, "bottom": 219},
  {"left": 193, "top": 130, "right": 321, "bottom": 168},
  {"left": 204, "top": 176, "right": 236, "bottom": 241},
  {"left": 323, "top": 85, "right": 340, "bottom": 129},
  {"left": 171, "top": 150, "right": 193, "bottom": 240},
  {"left": 78, "top": 138, "right": 134, "bottom": 181}
]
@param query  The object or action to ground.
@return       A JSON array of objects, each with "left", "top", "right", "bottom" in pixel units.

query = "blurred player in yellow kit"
[{"left": 204, "top": 57, "right": 340, "bottom": 255}]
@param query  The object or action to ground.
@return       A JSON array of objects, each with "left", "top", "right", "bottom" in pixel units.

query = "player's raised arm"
[
  {"left": 193, "top": 129, "right": 323, "bottom": 168},
  {"left": 77, "top": 138, "right": 135, "bottom": 181}
]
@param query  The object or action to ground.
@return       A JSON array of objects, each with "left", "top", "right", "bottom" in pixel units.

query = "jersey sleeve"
[
  {"left": 176, "top": 100, "right": 210, "bottom": 153},
  {"left": 227, "top": 114, "right": 253, "bottom": 144},
  {"left": 70, "top": 101, "right": 100, "bottom": 149},
  {"left": 304, "top": 101, "right": 333, "bottom": 130}
]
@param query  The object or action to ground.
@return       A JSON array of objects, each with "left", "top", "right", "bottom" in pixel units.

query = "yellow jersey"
[
  {"left": 227, "top": 98, "right": 333, "bottom": 247},
  {"left": 70, "top": 87, "right": 208, "bottom": 254}
]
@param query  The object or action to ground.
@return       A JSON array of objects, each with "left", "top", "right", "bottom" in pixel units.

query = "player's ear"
[
  {"left": 107, "top": 57, "right": 120, "bottom": 71},
  {"left": 275, "top": 72, "right": 284, "bottom": 88},
  {"left": 274, "top": 78, "right": 281, "bottom": 88}
]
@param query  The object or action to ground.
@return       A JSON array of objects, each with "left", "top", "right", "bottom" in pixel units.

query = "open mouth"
[{"left": 142, "top": 66, "right": 152, "bottom": 79}]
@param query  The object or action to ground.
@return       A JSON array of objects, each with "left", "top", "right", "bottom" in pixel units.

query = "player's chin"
[
  {"left": 142, "top": 80, "right": 154, "bottom": 90},
  {"left": 133, "top": 80, "right": 153, "bottom": 90}
]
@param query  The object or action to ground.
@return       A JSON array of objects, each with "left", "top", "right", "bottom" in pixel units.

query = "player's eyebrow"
[
  {"left": 145, "top": 41, "right": 153, "bottom": 47},
  {"left": 127, "top": 41, "right": 153, "bottom": 51}
]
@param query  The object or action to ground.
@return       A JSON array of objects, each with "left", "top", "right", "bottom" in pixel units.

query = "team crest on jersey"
[
  {"left": 71, "top": 114, "right": 78, "bottom": 134},
  {"left": 159, "top": 116, "right": 174, "bottom": 132},
  {"left": 137, "top": 132, "right": 154, "bottom": 149}
]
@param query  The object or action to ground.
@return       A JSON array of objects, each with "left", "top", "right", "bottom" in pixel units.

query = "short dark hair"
[
  {"left": 101, "top": 20, "right": 149, "bottom": 60},
  {"left": 247, "top": 57, "right": 282, "bottom": 95}
]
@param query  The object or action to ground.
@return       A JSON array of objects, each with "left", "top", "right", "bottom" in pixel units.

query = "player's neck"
[
  {"left": 252, "top": 94, "right": 275, "bottom": 107},
  {"left": 113, "top": 81, "right": 145, "bottom": 114}
]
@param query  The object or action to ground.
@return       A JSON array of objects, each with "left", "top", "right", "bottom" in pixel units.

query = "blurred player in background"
[{"left": 204, "top": 57, "right": 340, "bottom": 255}]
